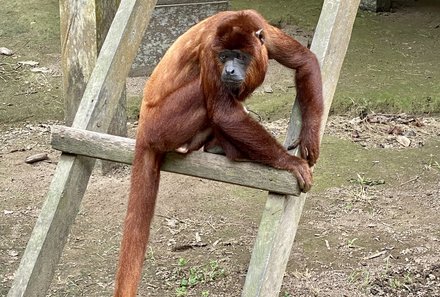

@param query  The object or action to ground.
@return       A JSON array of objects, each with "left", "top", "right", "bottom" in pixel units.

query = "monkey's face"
[
  {"left": 213, "top": 23, "right": 269, "bottom": 97},
  {"left": 217, "top": 27, "right": 268, "bottom": 96},
  {"left": 219, "top": 49, "right": 251, "bottom": 91}
]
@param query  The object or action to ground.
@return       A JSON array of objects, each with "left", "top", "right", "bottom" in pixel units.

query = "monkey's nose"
[{"left": 225, "top": 66, "right": 235, "bottom": 75}]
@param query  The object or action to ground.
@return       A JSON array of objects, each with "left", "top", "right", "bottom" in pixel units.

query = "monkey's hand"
[
  {"left": 287, "top": 156, "right": 313, "bottom": 193},
  {"left": 287, "top": 132, "right": 320, "bottom": 167}
]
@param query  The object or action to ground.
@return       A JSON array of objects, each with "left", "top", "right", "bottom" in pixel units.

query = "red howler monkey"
[{"left": 114, "top": 10, "right": 323, "bottom": 296}]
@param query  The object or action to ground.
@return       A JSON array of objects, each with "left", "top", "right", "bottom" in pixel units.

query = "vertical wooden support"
[
  {"left": 7, "top": 1, "right": 157, "bottom": 296},
  {"left": 242, "top": 0, "right": 361, "bottom": 296},
  {"left": 60, "top": 0, "right": 97, "bottom": 126},
  {"left": 61, "top": 0, "right": 124, "bottom": 126},
  {"left": 96, "top": 0, "right": 128, "bottom": 174},
  {"left": 61, "top": 0, "right": 126, "bottom": 173}
]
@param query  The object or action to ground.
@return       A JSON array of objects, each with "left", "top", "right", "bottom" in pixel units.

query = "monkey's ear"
[{"left": 255, "top": 29, "right": 264, "bottom": 44}]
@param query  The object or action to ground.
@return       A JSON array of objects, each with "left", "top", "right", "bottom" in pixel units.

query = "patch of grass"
[
  {"left": 231, "top": 0, "right": 323, "bottom": 30},
  {"left": 174, "top": 258, "right": 226, "bottom": 297},
  {"left": 147, "top": 246, "right": 156, "bottom": 264},
  {"left": 349, "top": 173, "right": 385, "bottom": 198},
  {"left": 403, "top": 272, "right": 413, "bottom": 285},
  {"left": 232, "top": 0, "right": 440, "bottom": 115},
  {"left": 349, "top": 269, "right": 372, "bottom": 292},
  {"left": 347, "top": 238, "right": 359, "bottom": 249},
  {"left": 389, "top": 277, "right": 403, "bottom": 289},
  {"left": 334, "top": 8, "right": 440, "bottom": 115},
  {"left": 348, "top": 258, "right": 414, "bottom": 295},
  {"left": 315, "top": 136, "right": 440, "bottom": 193},
  {"left": 350, "top": 173, "right": 385, "bottom": 187},
  {"left": 127, "top": 94, "right": 142, "bottom": 120},
  {"left": 0, "top": 0, "right": 60, "bottom": 59},
  {"left": 424, "top": 154, "right": 440, "bottom": 171},
  {"left": 0, "top": 62, "right": 63, "bottom": 124},
  {"left": 0, "top": 0, "right": 62, "bottom": 124},
  {"left": 247, "top": 92, "right": 294, "bottom": 121},
  {"left": 348, "top": 270, "right": 360, "bottom": 283}
]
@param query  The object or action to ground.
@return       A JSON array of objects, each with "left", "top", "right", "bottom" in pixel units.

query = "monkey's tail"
[{"left": 114, "top": 148, "right": 163, "bottom": 297}]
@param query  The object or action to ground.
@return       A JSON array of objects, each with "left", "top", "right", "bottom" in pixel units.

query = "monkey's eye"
[
  {"left": 236, "top": 53, "right": 245, "bottom": 60},
  {"left": 219, "top": 54, "right": 227, "bottom": 63}
]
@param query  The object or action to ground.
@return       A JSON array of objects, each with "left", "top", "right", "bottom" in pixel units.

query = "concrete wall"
[
  {"left": 360, "top": 0, "right": 391, "bottom": 12},
  {"left": 130, "top": 0, "right": 229, "bottom": 76}
]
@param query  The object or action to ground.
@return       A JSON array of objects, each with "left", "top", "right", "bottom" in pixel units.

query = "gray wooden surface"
[
  {"left": 7, "top": 1, "right": 157, "bottom": 296},
  {"left": 51, "top": 125, "right": 301, "bottom": 196},
  {"left": 96, "top": 0, "right": 128, "bottom": 174},
  {"left": 60, "top": 0, "right": 98, "bottom": 126},
  {"left": 242, "top": 0, "right": 361, "bottom": 296}
]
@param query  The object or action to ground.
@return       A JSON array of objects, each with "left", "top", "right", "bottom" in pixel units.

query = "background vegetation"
[{"left": 1, "top": 0, "right": 439, "bottom": 125}]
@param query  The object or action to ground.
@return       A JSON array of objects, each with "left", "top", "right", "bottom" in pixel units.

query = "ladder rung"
[{"left": 51, "top": 125, "right": 300, "bottom": 196}]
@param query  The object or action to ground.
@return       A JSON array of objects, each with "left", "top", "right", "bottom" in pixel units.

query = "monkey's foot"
[{"left": 204, "top": 145, "right": 225, "bottom": 155}]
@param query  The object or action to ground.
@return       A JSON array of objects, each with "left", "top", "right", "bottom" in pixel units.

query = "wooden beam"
[
  {"left": 60, "top": 0, "right": 98, "bottom": 126},
  {"left": 95, "top": 0, "right": 128, "bottom": 174},
  {"left": 50, "top": 125, "right": 301, "bottom": 196},
  {"left": 242, "top": 0, "right": 361, "bottom": 296},
  {"left": 61, "top": 0, "right": 126, "bottom": 128},
  {"left": 7, "top": 1, "right": 157, "bottom": 296}
]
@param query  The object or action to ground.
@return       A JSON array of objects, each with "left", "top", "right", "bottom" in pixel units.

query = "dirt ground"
[
  {"left": 1, "top": 0, "right": 440, "bottom": 297},
  {"left": 1, "top": 115, "right": 439, "bottom": 297}
]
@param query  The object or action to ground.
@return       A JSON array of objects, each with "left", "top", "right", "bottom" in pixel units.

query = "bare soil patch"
[
  {"left": 1, "top": 1, "right": 439, "bottom": 296},
  {"left": 1, "top": 116, "right": 439, "bottom": 296}
]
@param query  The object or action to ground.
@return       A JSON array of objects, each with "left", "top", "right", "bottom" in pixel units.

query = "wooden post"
[
  {"left": 96, "top": 0, "right": 128, "bottom": 174},
  {"left": 60, "top": 0, "right": 97, "bottom": 126},
  {"left": 61, "top": 0, "right": 127, "bottom": 174},
  {"left": 7, "top": 1, "right": 157, "bottom": 296},
  {"left": 242, "top": 0, "right": 361, "bottom": 296}
]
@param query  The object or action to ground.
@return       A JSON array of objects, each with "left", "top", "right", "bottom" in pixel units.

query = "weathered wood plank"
[
  {"left": 7, "top": 1, "right": 157, "bottom": 296},
  {"left": 60, "top": 0, "right": 97, "bottom": 126},
  {"left": 50, "top": 125, "right": 301, "bottom": 196},
  {"left": 61, "top": 0, "right": 126, "bottom": 130},
  {"left": 242, "top": 1, "right": 361, "bottom": 296},
  {"left": 95, "top": 0, "right": 128, "bottom": 174}
]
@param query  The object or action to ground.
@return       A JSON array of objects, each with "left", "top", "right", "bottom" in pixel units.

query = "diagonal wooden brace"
[
  {"left": 7, "top": 1, "right": 157, "bottom": 296},
  {"left": 242, "top": 0, "right": 361, "bottom": 296}
]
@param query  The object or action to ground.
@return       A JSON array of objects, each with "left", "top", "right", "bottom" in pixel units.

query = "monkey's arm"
[
  {"left": 209, "top": 99, "right": 312, "bottom": 192},
  {"left": 265, "top": 27, "right": 324, "bottom": 166}
]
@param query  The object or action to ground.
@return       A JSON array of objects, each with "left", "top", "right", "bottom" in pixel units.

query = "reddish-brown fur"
[{"left": 114, "top": 10, "right": 323, "bottom": 296}]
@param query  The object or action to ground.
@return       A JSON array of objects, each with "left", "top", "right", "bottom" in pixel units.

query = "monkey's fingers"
[
  {"left": 304, "top": 143, "right": 320, "bottom": 167},
  {"left": 294, "top": 170, "right": 312, "bottom": 193},
  {"left": 287, "top": 140, "right": 313, "bottom": 164},
  {"left": 301, "top": 146, "right": 309, "bottom": 160},
  {"left": 296, "top": 135, "right": 320, "bottom": 166},
  {"left": 287, "top": 139, "right": 301, "bottom": 151},
  {"left": 290, "top": 159, "right": 313, "bottom": 193}
]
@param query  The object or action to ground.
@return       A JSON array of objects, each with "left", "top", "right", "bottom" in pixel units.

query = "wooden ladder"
[{"left": 7, "top": 0, "right": 360, "bottom": 296}]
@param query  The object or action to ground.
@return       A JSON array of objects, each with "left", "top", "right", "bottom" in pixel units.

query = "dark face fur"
[
  {"left": 212, "top": 15, "right": 268, "bottom": 98},
  {"left": 218, "top": 49, "right": 251, "bottom": 91}
]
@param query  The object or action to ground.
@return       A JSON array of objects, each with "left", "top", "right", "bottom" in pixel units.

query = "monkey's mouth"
[{"left": 223, "top": 80, "right": 242, "bottom": 89}]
